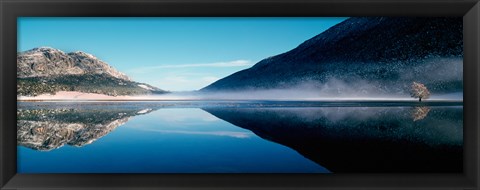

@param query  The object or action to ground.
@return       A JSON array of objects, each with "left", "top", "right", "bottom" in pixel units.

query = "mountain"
[
  {"left": 201, "top": 17, "right": 463, "bottom": 95},
  {"left": 18, "top": 47, "right": 131, "bottom": 80},
  {"left": 17, "top": 47, "right": 167, "bottom": 96}
]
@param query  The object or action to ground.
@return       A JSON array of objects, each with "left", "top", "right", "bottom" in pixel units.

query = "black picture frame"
[{"left": 1, "top": 0, "right": 479, "bottom": 189}]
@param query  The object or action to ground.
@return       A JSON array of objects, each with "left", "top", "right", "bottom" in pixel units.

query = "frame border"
[{"left": 1, "top": 0, "right": 479, "bottom": 189}]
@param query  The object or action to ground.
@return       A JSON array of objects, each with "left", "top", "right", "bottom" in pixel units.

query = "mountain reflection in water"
[
  {"left": 17, "top": 106, "right": 156, "bottom": 151},
  {"left": 17, "top": 102, "right": 462, "bottom": 173},
  {"left": 203, "top": 106, "right": 463, "bottom": 172}
]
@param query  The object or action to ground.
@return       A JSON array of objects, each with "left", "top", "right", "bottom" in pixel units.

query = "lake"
[{"left": 17, "top": 101, "right": 463, "bottom": 173}]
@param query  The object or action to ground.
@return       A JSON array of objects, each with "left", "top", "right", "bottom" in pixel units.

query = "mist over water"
[
  {"left": 144, "top": 89, "right": 463, "bottom": 101},
  {"left": 145, "top": 86, "right": 462, "bottom": 101},
  {"left": 141, "top": 57, "right": 463, "bottom": 101}
]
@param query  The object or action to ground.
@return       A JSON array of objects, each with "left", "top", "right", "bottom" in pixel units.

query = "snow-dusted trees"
[{"left": 410, "top": 82, "right": 430, "bottom": 102}]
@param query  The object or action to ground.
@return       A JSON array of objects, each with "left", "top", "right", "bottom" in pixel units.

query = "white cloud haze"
[
  {"left": 126, "top": 59, "right": 254, "bottom": 91},
  {"left": 129, "top": 60, "right": 253, "bottom": 74}
]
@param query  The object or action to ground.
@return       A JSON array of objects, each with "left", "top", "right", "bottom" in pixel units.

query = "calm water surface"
[{"left": 17, "top": 101, "right": 463, "bottom": 173}]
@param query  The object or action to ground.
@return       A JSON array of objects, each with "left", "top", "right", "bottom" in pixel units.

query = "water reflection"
[
  {"left": 17, "top": 102, "right": 463, "bottom": 173},
  {"left": 202, "top": 106, "right": 463, "bottom": 173},
  {"left": 412, "top": 106, "right": 431, "bottom": 121},
  {"left": 17, "top": 107, "right": 156, "bottom": 151}
]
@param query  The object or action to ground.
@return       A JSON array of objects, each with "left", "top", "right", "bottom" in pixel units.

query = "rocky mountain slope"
[
  {"left": 17, "top": 73, "right": 165, "bottom": 97},
  {"left": 17, "top": 47, "right": 167, "bottom": 96},
  {"left": 201, "top": 17, "right": 463, "bottom": 95},
  {"left": 18, "top": 47, "right": 130, "bottom": 80}
]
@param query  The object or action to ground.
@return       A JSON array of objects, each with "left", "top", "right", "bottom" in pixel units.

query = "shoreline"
[
  {"left": 17, "top": 99, "right": 464, "bottom": 109},
  {"left": 17, "top": 99, "right": 464, "bottom": 103},
  {"left": 17, "top": 91, "right": 463, "bottom": 104}
]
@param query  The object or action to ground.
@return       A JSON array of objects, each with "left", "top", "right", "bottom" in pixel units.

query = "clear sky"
[{"left": 18, "top": 17, "right": 347, "bottom": 91}]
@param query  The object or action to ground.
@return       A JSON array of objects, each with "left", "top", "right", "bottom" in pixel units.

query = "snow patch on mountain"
[{"left": 138, "top": 84, "right": 154, "bottom": 90}]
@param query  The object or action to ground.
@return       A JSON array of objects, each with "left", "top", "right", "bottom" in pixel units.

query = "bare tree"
[{"left": 410, "top": 82, "right": 430, "bottom": 102}]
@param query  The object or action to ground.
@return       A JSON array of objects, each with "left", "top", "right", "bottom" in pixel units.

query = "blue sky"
[{"left": 18, "top": 17, "right": 347, "bottom": 91}]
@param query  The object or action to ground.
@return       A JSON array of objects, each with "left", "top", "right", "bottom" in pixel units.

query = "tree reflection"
[{"left": 412, "top": 106, "right": 431, "bottom": 121}]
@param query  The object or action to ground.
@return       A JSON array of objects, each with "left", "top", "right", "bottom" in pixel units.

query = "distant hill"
[
  {"left": 201, "top": 17, "right": 463, "bottom": 95},
  {"left": 17, "top": 47, "right": 167, "bottom": 97}
]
